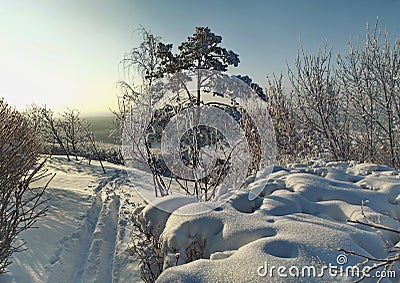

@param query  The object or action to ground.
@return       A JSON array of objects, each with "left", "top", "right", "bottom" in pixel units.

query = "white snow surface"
[
  {"left": 156, "top": 160, "right": 400, "bottom": 282},
  {"left": 1, "top": 158, "right": 399, "bottom": 282},
  {"left": 0, "top": 156, "right": 146, "bottom": 283}
]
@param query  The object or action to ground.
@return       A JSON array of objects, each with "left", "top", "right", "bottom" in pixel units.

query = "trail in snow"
[
  {"left": 46, "top": 171, "right": 144, "bottom": 283},
  {"left": 0, "top": 157, "right": 145, "bottom": 283},
  {"left": 73, "top": 173, "right": 121, "bottom": 283}
]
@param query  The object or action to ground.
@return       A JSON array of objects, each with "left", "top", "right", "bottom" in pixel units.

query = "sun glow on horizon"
[
  {"left": 0, "top": 40, "right": 119, "bottom": 114},
  {"left": 0, "top": 47, "right": 80, "bottom": 110},
  {"left": 0, "top": 1, "right": 120, "bottom": 115},
  {"left": 1, "top": 0, "right": 399, "bottom": 115}
]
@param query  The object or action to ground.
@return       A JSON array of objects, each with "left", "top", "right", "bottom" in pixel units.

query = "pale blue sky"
[{"left": 1, "top": 0, "right": 399, "bottom": 114}]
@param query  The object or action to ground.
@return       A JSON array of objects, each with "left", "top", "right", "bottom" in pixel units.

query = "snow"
[
  {"left": 155, "top": 160, "right": 400, "bottom": 282},
  {"left": 0, "top": 156, "right": 145, "bottom": 283},
  {"left": 1, "top": 158, "right": 399, "bottom": 282}
]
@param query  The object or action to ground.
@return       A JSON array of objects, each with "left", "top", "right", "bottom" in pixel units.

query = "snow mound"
[{"left": 135, "top": 161, "right": 400, "bottom": 282}]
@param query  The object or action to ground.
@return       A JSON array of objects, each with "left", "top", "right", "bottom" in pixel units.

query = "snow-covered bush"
[
  {"left": 337, "top": 21, "right": 400, "bottom": 168},
  {"left": 129, "top": 211, "right": 164, "bottom": 283},
  {"left": 0, "top": 98, "right": 51, "bottom": 274},
  {"left": 288, "top": 43, "right": 352, "bottom": 161},
  {"left": 268, "top": 21, "right": 400, "bottom": 169},
  {"left": 266, "top": 74, "right": 307, "bottom": 162}
]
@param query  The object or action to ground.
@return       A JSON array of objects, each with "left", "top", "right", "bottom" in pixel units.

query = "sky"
[{"left": 1, "top": 0, "right": 399, "bottom": 115}]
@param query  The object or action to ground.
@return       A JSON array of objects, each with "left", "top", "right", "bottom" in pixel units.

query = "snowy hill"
[{"left": 1, "top": 157, "right": 399, "bottom": 282}]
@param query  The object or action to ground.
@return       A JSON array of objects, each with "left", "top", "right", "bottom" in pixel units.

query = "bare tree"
[
  {"left": 23, "top": 104, "right": 44, "bottom": 134},
  {"left": 84, "top": 128, "right": 107, "bottom": 174},
  {"left": 121, "top": 83, "right": 170, "bottom": 197},
  {"left": 40, "top": 106, "right": 71, "bottom": 161},
  {"left": 61, "top": 109, "right": 86, "bottom": 160},
  {"left": 288, "top": 43, "right": 352, "bottom": 160},
  {"left": 112, "top": 27, "right": 163, "bottom": 147},
  {"left": 0, "top": 98, "right": 53, "bottom": 273},
  {"left": 60, "top": 108, "right": 107, "bottom": 172},
  {"left": 121, "top": 26, "right": 162, "bottom": 87},
  {"left": 265, "top": 74, "right": 304, "bottom": 162},
  {"left": 25, "top": 105, "right": 112, "bottom": 169},
  {"left": 337, "top": 21, "right": 400, "bottom": 167}
]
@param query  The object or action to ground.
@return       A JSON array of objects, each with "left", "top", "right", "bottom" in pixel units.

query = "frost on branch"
[{"left": 0, "top": 98, "right": 53, "bottom": 274}]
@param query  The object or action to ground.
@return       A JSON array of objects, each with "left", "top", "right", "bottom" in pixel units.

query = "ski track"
[{"left": 46, "top": 171, "right": 126, "bottom": 283}]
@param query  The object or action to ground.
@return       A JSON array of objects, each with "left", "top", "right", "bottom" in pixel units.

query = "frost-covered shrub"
[
  {"left": 0, "top": 98, "right": 50, "bottom": 274},
  {"left": 129, "top": 208, "right": 164, "bottom": 283},
  {"left": 337, "top": 22, "right": 400, "bottom": 168}
]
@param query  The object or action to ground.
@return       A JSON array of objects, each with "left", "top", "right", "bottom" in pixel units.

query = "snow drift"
[
  {"left": 1, "top": 157, "right": 399, "bottom": 282},
  {"left": 149, "top": 160, "right": 400, "bottom": 282}
]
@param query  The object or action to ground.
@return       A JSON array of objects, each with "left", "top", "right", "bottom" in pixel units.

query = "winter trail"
[{"left": 0, "top": 157, "right": 144, "bottom": 283}]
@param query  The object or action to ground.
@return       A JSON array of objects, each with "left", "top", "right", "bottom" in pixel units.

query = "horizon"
[{"left": 1, "top": 0, "right": 400, "bottom": 115}]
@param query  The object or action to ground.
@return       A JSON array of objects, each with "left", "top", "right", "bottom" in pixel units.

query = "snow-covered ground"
[
  {"left": 156, "top": 161, "right": 400, "bottom": 282},
  {"left": 1, "top": 157, "right": 399, "bottom": 282},
  {"left": 0, "top": 156, "right": 146, "bottom": 283}
]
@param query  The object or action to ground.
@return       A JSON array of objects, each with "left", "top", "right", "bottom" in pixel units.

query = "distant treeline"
[{"left": 84, "top": 115, "right": 120, "bottom": 145}]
